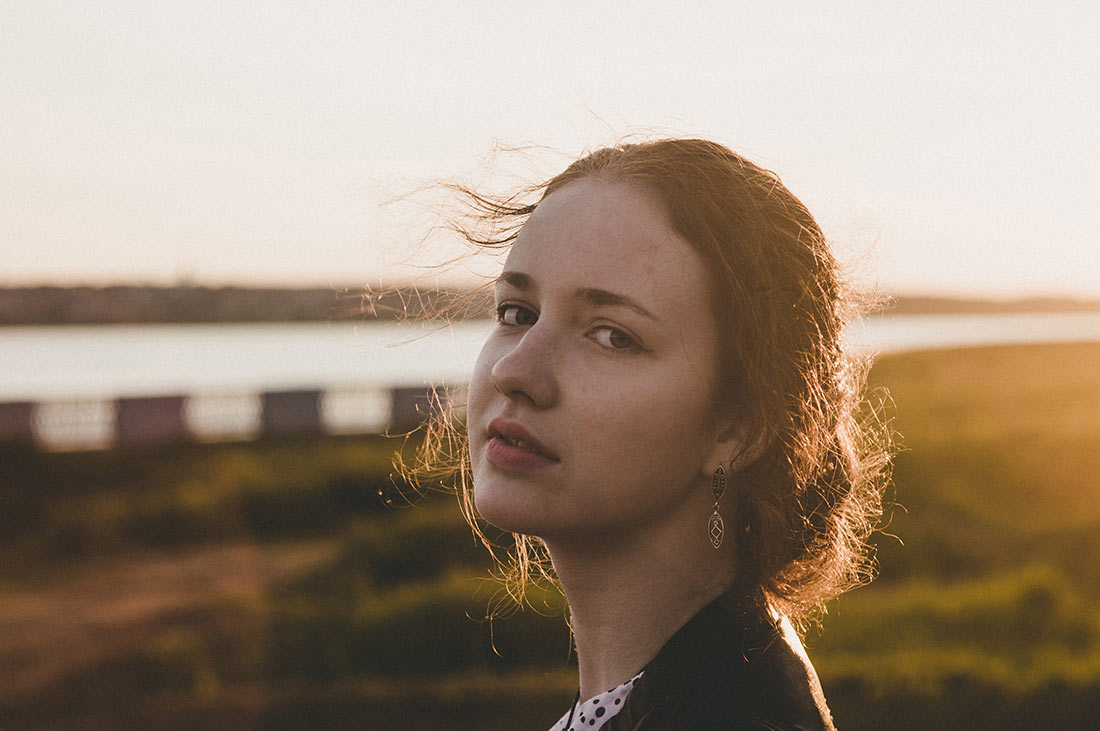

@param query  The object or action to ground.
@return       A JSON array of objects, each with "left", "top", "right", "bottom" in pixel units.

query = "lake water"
[{"left": 3, "top": 312, "right": 1100, "bottom": 402}]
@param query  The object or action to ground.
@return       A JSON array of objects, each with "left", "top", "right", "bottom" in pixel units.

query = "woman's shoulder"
[{"left": 607, "top": 598, "right": 835, "bottom": 730}]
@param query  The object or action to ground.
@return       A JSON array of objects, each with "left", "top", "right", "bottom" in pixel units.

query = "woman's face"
[{"left": 467, "top": 177, "right": 737, "bottom": 541}]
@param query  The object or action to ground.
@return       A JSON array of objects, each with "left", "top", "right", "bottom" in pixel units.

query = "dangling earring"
[{"left": 709, "top": 465, "right": 726, "bottom": 549}]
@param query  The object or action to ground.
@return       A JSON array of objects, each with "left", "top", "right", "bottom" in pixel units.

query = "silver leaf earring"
[{"left": 709, "top": 465, "right": 726, "bottom": 549}]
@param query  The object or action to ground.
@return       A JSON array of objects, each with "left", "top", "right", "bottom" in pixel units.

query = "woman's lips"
[
  {"left": 485, "top": 417, "right": 559, "bottom": 472},
  {"left": 485, "top": 435, "right": 559, "bottom": 471}
]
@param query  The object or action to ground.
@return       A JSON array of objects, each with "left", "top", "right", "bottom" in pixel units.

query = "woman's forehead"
[{"left": 503, "top": 178, "right": 708, "bottom": 314}]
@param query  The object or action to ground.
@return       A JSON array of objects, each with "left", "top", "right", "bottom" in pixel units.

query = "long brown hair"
[{"left": 400, "top": 138, "right": 892, "bottom": 628}]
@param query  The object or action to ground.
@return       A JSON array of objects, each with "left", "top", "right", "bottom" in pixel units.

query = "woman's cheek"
[
  {"left": 466, "top": 342, "right": 498, "bottom": 427},
  {"left": 580, "top": 390, "right": 690, "bottom": 483}
]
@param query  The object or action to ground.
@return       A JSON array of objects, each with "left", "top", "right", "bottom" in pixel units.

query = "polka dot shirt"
[{"left": 548, "top": 671, "right": 643, "bottom": 731}]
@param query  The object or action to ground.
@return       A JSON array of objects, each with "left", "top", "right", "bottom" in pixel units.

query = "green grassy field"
[
  {"left": 2, "top": 342, "right": 1099, "bottom": 729},
  {"left": 814, "top": 343, "right": 1100, "bottom": 728}
]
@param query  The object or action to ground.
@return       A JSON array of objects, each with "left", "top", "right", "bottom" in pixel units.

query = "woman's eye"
[
  {"left": 591, "top": 326, "right": 639, "bottom": 351},
  {"left": 496, "top": 304, "right": 537, "bottom": 326}
]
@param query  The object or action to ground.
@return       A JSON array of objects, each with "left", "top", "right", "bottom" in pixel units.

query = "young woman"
[{"left": 419, "top": 138, "right": 889, "bottom": 729}]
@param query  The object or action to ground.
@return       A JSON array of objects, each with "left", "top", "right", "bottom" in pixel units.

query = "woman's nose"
[{"left": 490, "top": 324, "right": 559, "bottom": 409}]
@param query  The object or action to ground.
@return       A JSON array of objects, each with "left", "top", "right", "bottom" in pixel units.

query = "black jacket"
[{"left": 602, "top": 596, "right": 835, "bottom": 730}]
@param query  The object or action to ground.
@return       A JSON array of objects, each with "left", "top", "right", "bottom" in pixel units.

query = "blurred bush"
[{"left": 4, "top": 343, "right": 1100, "bottom": 729}]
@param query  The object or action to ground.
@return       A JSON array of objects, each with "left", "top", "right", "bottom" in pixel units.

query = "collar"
[{"left": 549, "top": 670, "right": 644, "bottom": 731}]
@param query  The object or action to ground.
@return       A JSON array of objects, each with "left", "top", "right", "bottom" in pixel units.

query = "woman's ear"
[{"left": 708, "top": 416, "right": 766, "bottom": 474}]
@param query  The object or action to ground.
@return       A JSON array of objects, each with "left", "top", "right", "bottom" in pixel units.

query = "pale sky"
[{"left": 2, "top": 1, "right": 1098, "bottom": 298}]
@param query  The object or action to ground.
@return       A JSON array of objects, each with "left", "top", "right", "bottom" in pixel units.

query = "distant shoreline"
[
  {"left": 883, "top": 295, "right": 1100, "bottom": 315},
  {"left": 1, "top": 285, "right": 1098, "bottom": 326},
  {"left": 0, "top": 285, "right": 490, "bottom": 326}
]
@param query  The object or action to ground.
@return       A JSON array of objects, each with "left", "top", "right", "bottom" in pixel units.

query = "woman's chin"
[
  {"left": 474, "top": 497, "right": 527, "bottom": 534},
  {"left": 473, "top": 486, "right": 550, "bottom": 536}
]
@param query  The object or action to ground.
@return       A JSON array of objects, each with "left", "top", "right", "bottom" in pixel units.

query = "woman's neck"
[{"left": 545, "top": 520, "right": 736, "bottom": 700}]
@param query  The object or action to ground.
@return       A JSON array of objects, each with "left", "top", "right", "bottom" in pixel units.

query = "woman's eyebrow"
[
  {"left": 496, "top": 271, "right": 659, "bottom": 322},
  {"left": 577, "top": 287, "right": 660, "bottom": 322},
  {"left": 496, "top": 271, "right": 533, "bottom": 290}
]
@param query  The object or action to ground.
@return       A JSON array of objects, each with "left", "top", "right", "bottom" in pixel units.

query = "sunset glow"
[{"left": 2, "top": 2, "right": 1098, "bottom": 297}]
